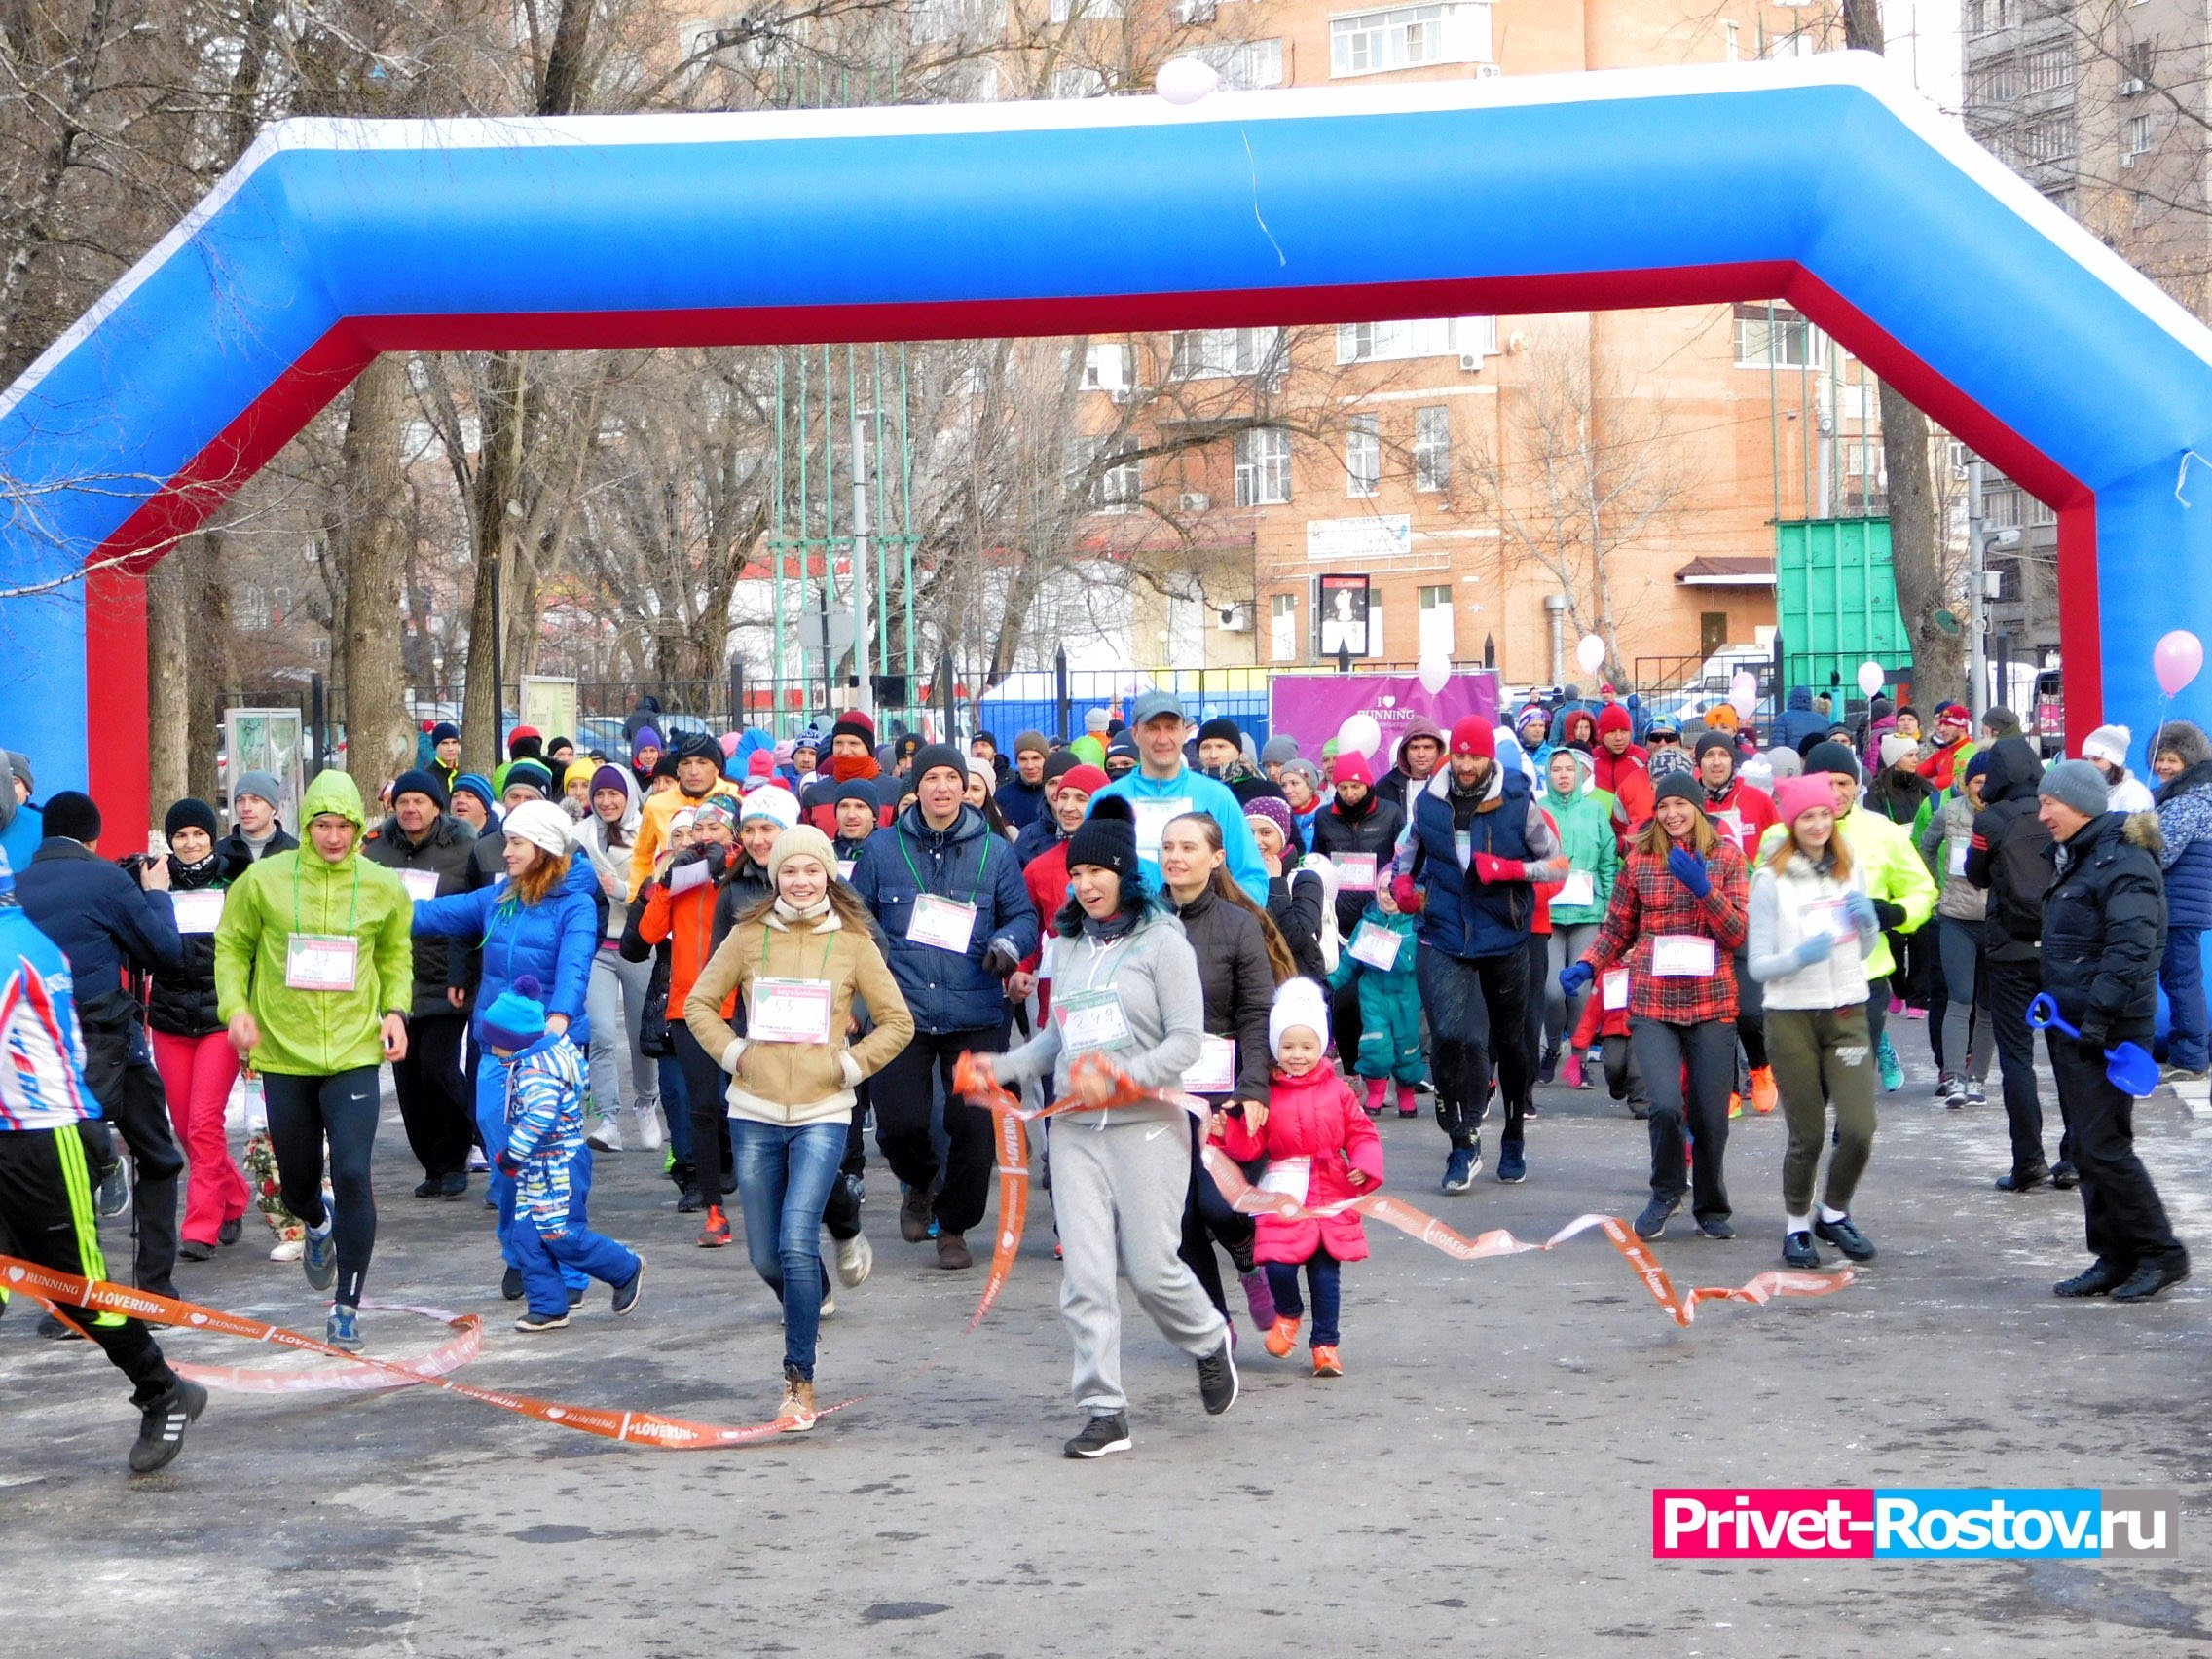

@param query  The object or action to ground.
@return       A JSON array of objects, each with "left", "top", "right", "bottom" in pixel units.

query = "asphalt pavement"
[{"left": 3, "top": 1014, "right": 2210, "bottom": 1657}]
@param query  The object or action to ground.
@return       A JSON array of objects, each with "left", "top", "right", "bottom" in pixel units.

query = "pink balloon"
[{"left": 2155, "top": 630, "right": 2205, "bottom": 696}]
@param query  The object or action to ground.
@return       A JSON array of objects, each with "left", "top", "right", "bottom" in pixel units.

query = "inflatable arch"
[{"left": 6, "top": 53, "right": 2212, "bottom": 839}]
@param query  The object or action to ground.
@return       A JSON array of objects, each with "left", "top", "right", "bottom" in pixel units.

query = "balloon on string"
[
  {"left": 2153, "top": 629, "right": 2205, "bottom": 696},
  {"left": 1337, "top": 713, "right": 1382, "bottom": 759},
  {"left": 1154, "top": 56, "right": 1221, "bottom": 104},
  {"left": 1856, "top": 661, "right": 1885, "bottom": 698},
  {"left": 1575, "top": 634, "right": 1607, "bottom": 676},
  {"left": 1729, "top": 671, "right": 1758, "bottom": 720},
  {"left": 1417, "top": 652, "right": 1453, "bottom": 696}
]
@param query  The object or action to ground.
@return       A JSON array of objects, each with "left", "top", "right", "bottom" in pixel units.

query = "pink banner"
[{"left": 1268, "top": 673, "right": 1502, "bottom": 766}]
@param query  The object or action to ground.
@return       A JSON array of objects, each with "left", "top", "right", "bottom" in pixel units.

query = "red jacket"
[
  {"left": 1703, "top": 778, "right": 1778, "bottom": 865},
  {"left": 1219, "top": 1056, "right": 1384, "bottom": 1265},
  {"left": 1917, "top": 736, "right": 1971, "bottom": 793},
  {"left": 1599, "top": 753, "right": 1654, "bottom": 841},
  {"left": 1018, "top": 838, "right": 1072, "bottom": 1020},
  {"left": 1570, "top": 983, "right": 1632, "bottom": 1045},
  {"left": 1580, "top": 834, "right": 1751, "bottom": 1026}
]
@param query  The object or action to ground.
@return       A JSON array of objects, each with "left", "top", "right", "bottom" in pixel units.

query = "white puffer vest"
[{"left": 1757, "top": 855, "right": 1872, "bottom": 1012}]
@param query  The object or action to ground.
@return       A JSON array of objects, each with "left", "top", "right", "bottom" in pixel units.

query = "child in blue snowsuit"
[
  {"left": 1326, "top": 889, "right": 1427, "bottom": 1118},
  {"left": 483, "top": 976, "right": 646, "bottom": 1332}
]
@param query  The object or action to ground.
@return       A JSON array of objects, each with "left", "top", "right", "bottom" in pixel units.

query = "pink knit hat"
[{"left": 1775, "top": 773, "right": 1832, "bottom": 827}]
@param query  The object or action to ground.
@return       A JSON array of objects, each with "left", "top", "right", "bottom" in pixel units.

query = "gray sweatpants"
[
  {"left": 1052, "top": 1112, "right": 1230, "bottom": 1418},
  {"left": 586, "top": 948, "right": 658, "bottom": 1121}
]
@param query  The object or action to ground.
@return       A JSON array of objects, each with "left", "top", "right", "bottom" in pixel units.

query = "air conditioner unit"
[
  {"left": 1178, "top": 0, "right": 1217, "bottom": 19},
  {"left": 1217, "top": 604, "right": 1253, "bottom": 633},
  {"left": 2121, "top": 77, "right": 2146, "bottom": 96},
  {"left": 1947, "top": 440, "right": 1972, "bottom": 480},
  {"left": 1457, "top": 351, "right": 1484, "bottom": 372},
  {"left": 1180, "top": 491, "right": 1211, "bottom": 512},
  {"left": 1475, "top": 63, "right": 1502, "bottom": 79}
]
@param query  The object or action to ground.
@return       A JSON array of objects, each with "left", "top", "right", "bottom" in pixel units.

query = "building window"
[
  {"left": 1346, "top": 414, "right": 1381, "bottom": 498},
  {"left": 1235, "top": 426, "right": 1292, "bottom": 506},
  {"left": 1328, "top": 2, "right": 1491, "bottom": 78},
  {"left": 1170, "top": 327, "right": 1284, "bottom": 380},
  {"left": 1418, "top": 583, "right": 1455, "bottom": 657},
  {"left": 1199, "top": 38, "right": 1285, "bottom": 89},
  {"left": 1700, "top": 611, "right": 1729, "bottom": 657},
  {"left": 1070, "top": 436, "right": 1141, "bottom": 510},
  {"left": 2022, "top": 43, "right": 2073, "bottom": 92},
  {"left": 1083, "top": 343, "right": 1128, "bottom": 393},
  {"left": 2017, "top": 112, "right": 2075, "bottom": 165},
  {"left": 1270, "top": 592, "right": 1299, "bottom": 662},
  {"left": 1050, "top": 0, "right": 1124, "bottom": 18},
  {"left": 1336, "top": 315, "right": 1494, "bottom": 364},
  {"left": 1732, "top": 303, "right": 1826, "bottom": 369},
  {"left": 2126, "top": 113, "right": 2154, "bottom": 160},
  {"left": 1972, "top": 60, "right": 2017, "bottom": 103},
  {"left": 1723, "top": 20, "right": 1738, "bottom": 61},
  {"left": 1414, "top": 405, "right": 1452, "bottom": 492}
]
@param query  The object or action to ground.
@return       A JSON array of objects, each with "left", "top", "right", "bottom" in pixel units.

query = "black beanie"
[
  {"left": 1065, "top": 794, "right": 1141, "bottom": 885},
  {"left": 390, "top": 767, "right": 450, "bottom": 811},
  {"left": 1041, "top": 748, "right": 1080, "bottom": 787},
  {"left": 833, "top": 776, "right": 881, "bottom": 808},
  {"left": 429, "top": 720, "right": 460, "bottom": 745},
  {"left": 1198, "top": 717, "right": 1242, "bottom": 749},
  {"left": 1692, "top": 730, "right": 1735, "bottom": 760},
  {"left": 1803, "top": 739, "right": 1862, "bottom": 783},
  {"left": 44, "top": 789, "right": 101, "bottom": 844},
  {"left": 164, "top": 797, "right": 219, "bottom": 841},
  {"left": 912, "top": 743, "right": 966, "bottom": 786},
  {"left": 1653, "top": 772, "right": 1707, "bottom": 814}
]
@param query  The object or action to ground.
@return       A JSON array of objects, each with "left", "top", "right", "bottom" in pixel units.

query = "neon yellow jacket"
[
  {"left": 1757, "top": 802, "right": 1936, "bottom": 980},
  {"left": 214, "top": 770, "right": 414, "bottom": 1077}
]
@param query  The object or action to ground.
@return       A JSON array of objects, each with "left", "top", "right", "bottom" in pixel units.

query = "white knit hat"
[
  {"left": 738, "top": 784, "right": 801, "bottom": 830},
  {"left": 2082, "top": 723, "right": 2132, "bottom": 770},
  {"left": 1269, "top": 977, "right": 1330, "bottom": 1059},
  {"left": 500, "top": 798, "right": 573, "bottom": 857}
]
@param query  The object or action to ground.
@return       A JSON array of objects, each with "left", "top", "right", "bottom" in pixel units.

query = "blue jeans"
[
  {"left": 1265, "top": 1248, "right": 1343, "bottom": 1347},
  {"left": 2163, "top": 925, "right": 2208, "bottom": 1071},
  {"left": 657, "top": 1055, "right": 692, "bottom": 1164},
  {"left": 512, "top": 1158, "right": 640, "bottom": 1317},
  {"left": 475, "top": 1052, "right": 589, "bottom": 1293},
  {"left": 729, "top": 1118, "right": 845, "bottom": 1380}
]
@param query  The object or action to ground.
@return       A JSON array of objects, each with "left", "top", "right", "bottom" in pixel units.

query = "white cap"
[
  {"left": 2082, "top": 723, "right": 2132, "bottom": 770},
  {"left": 738, "top": 784, "right": 801, "bottom": 830},
  {"left": 1269, "top": 977, "right": 1331, "bottom": 1060},
  {"left": 501, "top": 798, "right": 573, "bottom": 857}
]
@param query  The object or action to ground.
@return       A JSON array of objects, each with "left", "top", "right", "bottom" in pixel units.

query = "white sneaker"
[
  {"left": 587, "top": 1116, "right": 624, "bottom": 1153},
  {"left": 632, "top": 1103, "right": 664, "bottom": 1152},
  {"left": 820, "top": 1283, "right": 836, "bottom": 1318},
  {"left": 466, "top": 1150, "right": 489, "bottom": 1173},
  {"left": 270, "top": 1235, "right": 304, "bottom": 1263},
  {"left": 835, "top": 1232, "right": 873, "bottom": 1287}
]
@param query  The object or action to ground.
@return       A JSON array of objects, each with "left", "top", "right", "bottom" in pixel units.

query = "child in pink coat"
[{"left": 1219, "top": 978, "right": 1384, "bottom": 1377}]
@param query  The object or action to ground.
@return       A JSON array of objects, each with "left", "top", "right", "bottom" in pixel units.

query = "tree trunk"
[
  {"left": 461, "top": 351, "right": 529, "bottom": 769},
  {"left": 146, "top": 553, "right": 192, "bottom": 814},
  {"left": 186, "top": 536, "right": 226, "bottom": 807},
  {"left": 1880, "top": 386, "right": 1963, "bottom": 699},
  {"left": 335, "top": 355, "right": 417, "bottom": 799}
]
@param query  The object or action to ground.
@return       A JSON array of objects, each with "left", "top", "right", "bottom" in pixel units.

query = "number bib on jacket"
[
  {"left": 1556, "top": 869, "right": 1595, "bottom": 908},
  {"left": 1336, "top": 852, "right": 1377, "bottom": 891},
  {"left": 1182, "top": 1034, "right": 1236, "bottom": 1094},
  {"left": 1259, "top": 1156, "right": 1312, "bottom": 1206},
  {"left": 399, "top": 867, "right": 441, "bottom": 902},
  {"left": 907, "top": 893, "right": 979, "bottom": 953},
  {"left": 1348, "top": 920, "right": 1404, "bottom": 971},
  {"left": 1053, "top": 986, "right": 1131, "bottom": 1055},
  {"left": 1651, "top": 935, "right": 1717, "bottom": 977},
  {"left": 749, "top": 977, "right": 834, "bottom": 1045},
  {"left": 1603, "top": 968, "right": 1632, "bottom": 1010},
  {"left": 1132, "top": 796, "right": 1193, "bottom": 857},
  {"left": 285, "top": 934, "right": 359, "bottom": 992},
  {"left": 170, "top": 890, "right": 225, "bottom": 934}
]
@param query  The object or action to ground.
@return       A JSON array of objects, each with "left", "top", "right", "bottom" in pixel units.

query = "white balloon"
[
  {"left": 1155, "top": 56, "right": 1221, "bottom": 105},
  {"left": 1730, "top": 670, "right": 1758, "bottom": 720},
  {"left": 1575, "top": 634, "right": 1606, "bottom": 676},
  {"left": 1337, "top": 713, "right": 1382, "bottom": 759},
  {"left": 1418, "top": 652, "right": 1452, "bottom": 696},
  {"left": 1856, "top": 661, "right": 1885, "bottom": 697}
]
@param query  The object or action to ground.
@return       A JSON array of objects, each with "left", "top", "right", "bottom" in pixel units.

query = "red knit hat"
[
  {"left": 1596, "top": 704, "right": 1635, "bottom": 736},
  {"left": 748, "top": 750, "right": 775, "bottom": 777},
  {"left": 1057, "top": 763, "right": 1110, "bottom": 798},
  {"left": 1333, "top": 752, "right": 1374, "bottom": 787},
  {"left": 1449, "top": 717, "right": 1494, "bottom": 757}
]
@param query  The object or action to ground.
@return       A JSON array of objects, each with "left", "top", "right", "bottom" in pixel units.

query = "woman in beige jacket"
[{"left": 686, "top": 825, "right": 913, "bottom": 1430}]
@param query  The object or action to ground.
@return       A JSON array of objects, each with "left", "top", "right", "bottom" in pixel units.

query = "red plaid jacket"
[{"left": 1579, "top": 836, "right": 1751, "bottom": 1025}]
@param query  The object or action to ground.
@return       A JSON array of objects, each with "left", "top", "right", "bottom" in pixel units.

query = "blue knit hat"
[
  {"left": 482, "top": 974, "right": 548, "bottom": 1051},
  {"left": 452, "top": 774, "right": 497, "bottom": 815}
]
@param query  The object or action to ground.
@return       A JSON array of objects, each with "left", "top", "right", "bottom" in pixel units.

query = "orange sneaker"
[
  {"left": 1312, "top": 1345, "right": 1344, "bottom": 1378},
  {"left": 697, "top": 1205, "right": 732, "bottom": 1248},
  {"left": 1263, "top": 1314, "right": 1300, "bottom": 1357},
  {"left": 1750, "top": 1066, "right": 1778, "bottom": 1115},
  {"left": 1727, "top": 1090, "right": 1743, "bottom": 1120}
]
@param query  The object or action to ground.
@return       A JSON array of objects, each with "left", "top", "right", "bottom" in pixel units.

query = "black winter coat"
[
  {"left": 2039, "top": 810, "right": 2167, "bottom": 1041},
  {"left": 1310, "top": 793, "right": 1406, "bottom": 937},
  {"left": 360, "top": 812, "right": 478, "bottom": 1017},
  {"left": 1171, "top": 885, "right": 1279, "bottom": 1105},
  {"left": 1268, "top": 866, "right": 1328, "bottom": 984},
  {"left": 1965, "top": 736, "right": 2050, "bottom": 961},
  {"left": 216, "top": 823, "right": 297, "bottom": 866},
  {"left": 16, "top": 839, "right": 185, "bottom": 1056},
  {"left": 145, "top": 847, "right": 251, "bottom": 1039}
]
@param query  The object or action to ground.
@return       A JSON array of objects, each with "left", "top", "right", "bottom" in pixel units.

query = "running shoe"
[
  {"left": 302, "top": 1216, "right": 337, "bottom": 1292},
  {"left": 835, "top": 1233, "right": 874, "bottom": 1288},
  {"left": 1750, "top": 1066, "right": 1778, "bottom": 1115},
  {"left": 1311, "top": 1345, "right": 1344, "bottom": 1379},
  {"left": 633, "top": 1104, "right": 664, "bottom": 1152},
  {"left": 612, "top": 1256, "right": 645, "bottom": 1316},
  {"left": 587, "top": 1116, "right": 624, "bottom": 1154},
  {"left": 128, "top": 1379, "right": 207, "bottom": 1475},
  {"left": 1497, "top": 1142, "right": 1527, "bottom": 1184},
  {"left": 1633, "top": 1196, "right": 1678, "bottom": 1240},
  {"left": 698, "top": 1204, "right": 732, "bottom": 1248},
  {"left": 1064, "top": 1412, "right": 1130, "bottom": 1458},
  {"left": 1782, "top": 1231, "right": 1822, "bottom": 1270},
  {"left": 1814, "top": 1213, "right": 1876, "bottom": 1262},
  {"left": 1264, "top": 1314, "right": 1300, "bottom": 1358},
  {"left": 778, "top": 1368, "right": 818, "bottom": 1432},
  {"left": 1877, "top": 1031, "right": 1904, "bottom": 1092},
  {"left": 1196, "top": 1339, "right": 1239, "bottom": 1416},
  {"left": 326, "top": 1306, "right": 363, "bottom": 1352},
  {"left": 514, "top": 1308, "right": 569, "bottom": 1333},
  {"left": 1441, "top": 1145, "right": 1476, "bottom": 1195},
  {"left": 1237, "top": 1268, "right": 1276, "bottom": 1330},
  {"left": 95, "top": 1160, "right": 129, "bottom": 1219}
]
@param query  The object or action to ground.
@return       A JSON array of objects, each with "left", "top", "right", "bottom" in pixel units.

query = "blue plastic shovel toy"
[{"left": 2025, "top": 994, "right": 2160, "bottom": 1098}]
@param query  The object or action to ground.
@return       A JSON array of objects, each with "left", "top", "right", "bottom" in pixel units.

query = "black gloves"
[
  {"left": 1871, "top": 899, "right": 1906, "bottom": 931},
  {"left": 982, "top": 940, "right": 1021, "bottom": 980}
]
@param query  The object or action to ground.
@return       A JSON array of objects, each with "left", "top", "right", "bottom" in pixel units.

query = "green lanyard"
[
  {"left": 291, "top": 855, "right": 360, "bottom": 939},
  {"left": 760, "top": 916, "right": 838, "bottom": 980},
  {"left": 897, "top": 815, "right": 991, "bottom": 906}
]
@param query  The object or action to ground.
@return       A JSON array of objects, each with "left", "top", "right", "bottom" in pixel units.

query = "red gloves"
[
  {"left": 1471, "top": 852, "right": 1525, "bottom": 885},
  {"left": 1391, "top": 875, "right": 1424, "bottom": 915}
]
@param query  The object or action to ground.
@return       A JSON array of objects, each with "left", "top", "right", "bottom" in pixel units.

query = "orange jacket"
[{"left": 639, "top": 878, "right": 737, "bottom": 1021}]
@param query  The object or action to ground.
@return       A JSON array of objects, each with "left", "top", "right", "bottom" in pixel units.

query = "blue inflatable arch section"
[{"left": 6, "top": 52, "right": 2211, "bottom": 834}]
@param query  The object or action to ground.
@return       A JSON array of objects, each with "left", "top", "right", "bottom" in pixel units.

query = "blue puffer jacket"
[
  {"left": 1403, "top": 766, "right": 1537, "bottom": 961},
  {"left": 1770, "top": 684, "right": 1829, "bottom": 754},
  {"left": 409, "top": 854, "right": 600, "bottom": 1045},
  {"left": 850, "top": 802, "right": 1039, "bottom": 1035},
  {"left": 2156, "top": 758, "right": 2212, "bottom": 931}
]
